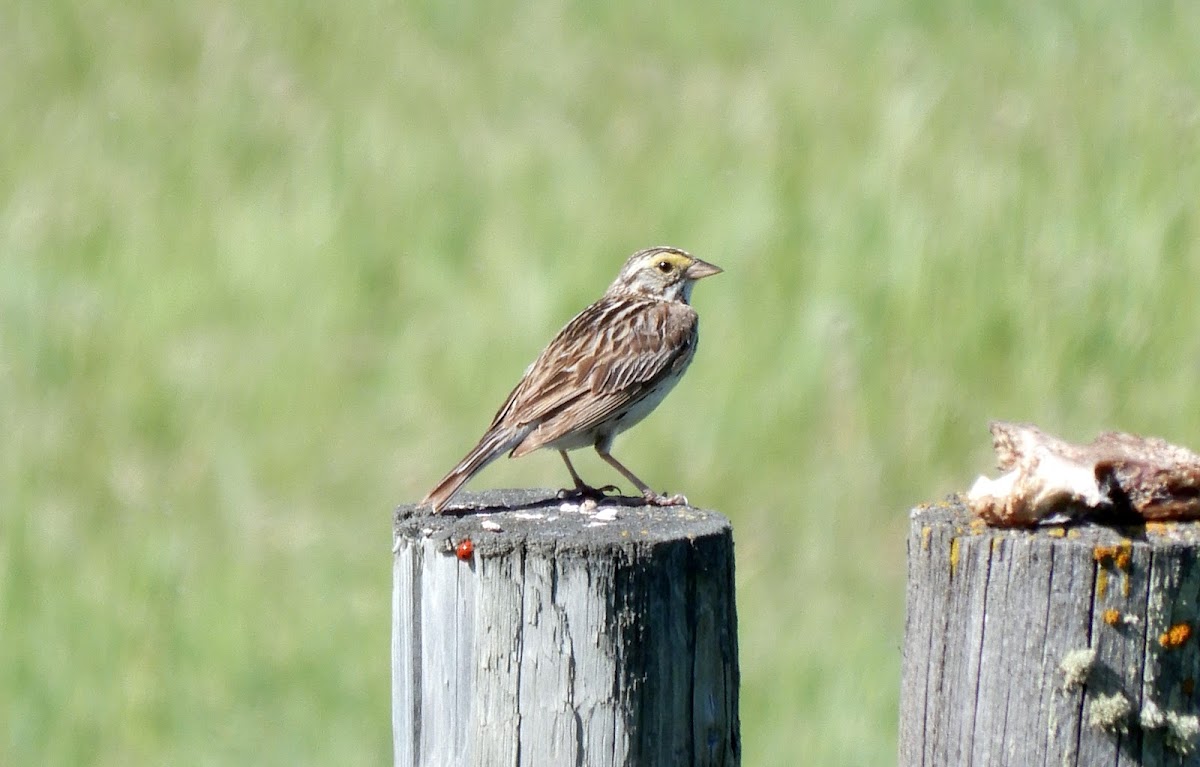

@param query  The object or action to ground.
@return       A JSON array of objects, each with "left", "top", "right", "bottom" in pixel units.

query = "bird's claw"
[
  {"left": 645, "top": 491, "right": 688, "bottom": 507},
  {"left": 558, "top": 484, "right": 621, "bottom": 503}
]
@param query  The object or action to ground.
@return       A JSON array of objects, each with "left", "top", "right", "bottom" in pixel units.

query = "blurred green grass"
[{"left": 3, "top": 0, "right": 1198, "bottom": 763}]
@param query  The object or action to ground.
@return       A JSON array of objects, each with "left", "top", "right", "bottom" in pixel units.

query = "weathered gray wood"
[
  {"left": 901, "top": 497, "right": 1200, "bottom": 766},
  {"left": 392, "top": 488, "right": 740, "bottom": 767}
]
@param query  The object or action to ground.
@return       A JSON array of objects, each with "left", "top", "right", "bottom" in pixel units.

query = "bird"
[{"left": 421, "top": 245, "right": 722, "bottom": 513}]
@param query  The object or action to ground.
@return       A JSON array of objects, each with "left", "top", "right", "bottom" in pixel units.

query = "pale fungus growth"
[
  {"left": 1088, "top": 692, "right": 1133, "bottom": 734},
  {"left": 1138, "top": 699, "right": 1199, "bottom": 754},
  {"left": 1059, "top": 648, "right": 1096, "bottom": 691},
  {"left": 1165, "top": 711, "right": 1200, "bottom": 755}
]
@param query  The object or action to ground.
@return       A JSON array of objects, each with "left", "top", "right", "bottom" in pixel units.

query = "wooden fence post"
[
  {"left": 392, "top": 488, "right": 740, "bottom": 767},
  {"left": 900, "top": 498, "right": 1200, "bottom": 766}
]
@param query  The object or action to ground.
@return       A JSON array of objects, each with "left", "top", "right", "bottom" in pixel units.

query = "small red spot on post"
[{"left": 455, "top": 539, "right": 474, "bottom": 561}]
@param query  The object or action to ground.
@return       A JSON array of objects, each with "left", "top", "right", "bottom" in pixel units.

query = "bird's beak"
[{"left": 685, "top": 259, "right": 723, "bottom": 280}]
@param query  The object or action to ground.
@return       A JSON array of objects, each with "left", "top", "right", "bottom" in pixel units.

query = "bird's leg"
[
  {"left": 594, "top": 444, "right": 688, "bottom": 507},
  {"left": 556, "top": 451, "right": 620, "bottom": 500}
]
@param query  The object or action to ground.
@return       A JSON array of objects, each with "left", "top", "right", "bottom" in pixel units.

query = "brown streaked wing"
[
  {"left": 484, "top": 302, "right": 605, "bottom": 431},
  {"left": 586, "top": 300, "right": 697, "bottom": 394},
  {"left": 507, "top": 298, "right": 698, "bottom": 454}
]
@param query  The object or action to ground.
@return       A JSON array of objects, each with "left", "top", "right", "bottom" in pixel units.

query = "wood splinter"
[{"left": 968, "top": 421, "right": 1200, "bottom": 526}]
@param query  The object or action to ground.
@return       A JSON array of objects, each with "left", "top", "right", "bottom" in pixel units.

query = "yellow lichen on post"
[
  {"left": 949, "top": 538, "right": 960, "bottom": 574},
  {"left": 1093, "top": 541, "right": 1133, "bottom": 570},
  {"left": 921, "top": 526, "right": 932, "bottom": 551},
  {"left": 1103, "top": 608, "right": 1121, "bottom": 626},
  {"left": 1116, "top": 541, "right": 1132, "bottom": 570},
  {"left": 1093, "top": 540, "right": 1134, "bottom": 598}
]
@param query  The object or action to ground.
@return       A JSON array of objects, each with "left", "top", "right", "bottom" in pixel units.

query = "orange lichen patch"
[
  {"left": 1116, "top": 542, "right": 1132, "bottom": 570},
  {"left": 1160, "top": 623, "right": 1192, "bottom": 649},
  {"left": 1093, "top": 541, "right": 1133, "bottom": 570},
  {"left": 1184, "top": 678, "right": 1195, "bottom": 696},
  {"left": 949, "top": 538, "right": 961, "bottom": 574},
  {"left": 1047, "top": 528, "right": 1067, "bottom": 538},
  {"left": 1097, "top": 569, "right": 1109, "bottom": 598},
  {"left": 1103, "top": 608, "right": 1121, "bottom": 626},
  {"left": 1145, "top": 521, "right": 1171, "bottom": 536}
]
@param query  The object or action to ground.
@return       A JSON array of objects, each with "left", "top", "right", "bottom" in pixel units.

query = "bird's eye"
[{"left": 656, "top": 260, "right": 672, "bottom": 273}]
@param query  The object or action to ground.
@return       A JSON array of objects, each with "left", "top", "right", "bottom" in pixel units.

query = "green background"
[{"left": 3, "top": 0, "right": 1198, "bottom": 763}]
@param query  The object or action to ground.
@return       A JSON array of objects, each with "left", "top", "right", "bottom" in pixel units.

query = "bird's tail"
[{"left": 421, "top": 427, "right": 528, "bottom": 513}]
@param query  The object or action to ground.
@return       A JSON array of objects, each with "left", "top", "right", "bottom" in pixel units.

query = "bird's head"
[{"left": 607, "top": 246, "right": 723, "bottom": 303}]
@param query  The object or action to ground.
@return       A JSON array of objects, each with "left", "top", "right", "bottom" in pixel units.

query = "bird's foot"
[
  {"left": 557, "top": 483, "right": 622, "bottom": 503},
  {"left": 644, "top": 490, "right": 688, "bottom": 507}
]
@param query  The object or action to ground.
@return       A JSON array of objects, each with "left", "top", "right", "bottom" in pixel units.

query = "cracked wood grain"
[
  {"left": 901, "top": 498, "right": 1200, "bottom": 766},
  {"left": 392, "top": 489, "right": 740, "bottom": 767}
]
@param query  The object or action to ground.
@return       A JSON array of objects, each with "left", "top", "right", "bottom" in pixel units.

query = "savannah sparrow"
[{"left": 421, "top": 246, "right": 722, "bottom": 513}]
